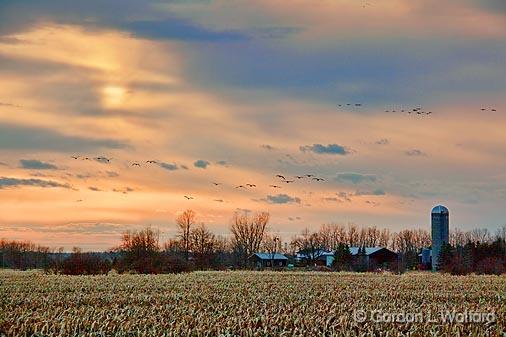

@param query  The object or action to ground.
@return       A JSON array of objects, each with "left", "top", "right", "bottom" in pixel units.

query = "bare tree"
[
  {"left": 346, "top": 223, "right": 359, "bottom": 247},
  {"left": 163, "top": 238, "right": 183, "bottom": 254},
  {"left": 379, "top": 228, "right": 391, "bottom": 248},
  {"left": 469, "top": 228, "right": 492, "bottom": 244},
  {"left": 176, "top": 209, "right": 196, "bottom": 261},
  {"left": 230, "top": 211, "right": 269, "bottom": 266},
  {"left": 118, "top": 226, "right": 161, "bottom": 273},
  {"left": 191, "top": 223, "right": 216, "bottom": 267},
  {"left": 496, "top": 225, "right": 506, "bottom": 241},
  {"left": 262, "top": 233, "right": 281, "bottom": 267},
  {"left": 358, "top": 226, "right": 381, "bottom": 247},
  {"left": 450, "top": 228, "right": 466, "bottom": 246},
  {"left": 318, "top": 224, "right": 346, "bottom": 250},
  {"left": 291, "top": 228, "right": 325, "bottom": 266}
]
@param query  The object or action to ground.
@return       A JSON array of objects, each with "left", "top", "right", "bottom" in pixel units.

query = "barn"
[{"left": 348, "top": 247, "right": 398, "bottom": 269}]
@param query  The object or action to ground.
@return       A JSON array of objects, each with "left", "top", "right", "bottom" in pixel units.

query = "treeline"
[
  {"left": 1, "top": 210, "right": 505, "bottom": 275},
  {"left": 0, "top": 239, "right": 53, "bottom": 270},
  {"left": 438, "top": 240, "right": 506, "bottom": 275}
]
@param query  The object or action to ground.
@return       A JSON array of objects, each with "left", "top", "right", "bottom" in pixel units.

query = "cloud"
[
  {"left": 19, "top": 159, "right": 58, "bottom": 170},
  {"left": 0, "top": 124, "right": 129, "bottom": 152},
  {"left": 105, "top": 171, "right": 119, "bottom": 178},
  {"left": 375, "top": 138, "right": 389, "bottom": 145},
  {"left": 0, "top": 102, "right": 21, "bottom": 108},
  {"left": 112, "top": 187, "right": 134, "bottom": 194},
  {"left": 337, "top": 192, "right": 353, "bottom": 202},
  {"left": 265, "top": 193, "right": 301, "bottom": 204},
  {"left": 215, "top": 160, "right": 228, "bottom": 167},
  {"left": 300, "top": 143, "right": 352, "bottom": 155},
  {"left": 235, "top": 208, "right": 252, "bottom": 214},
  {"left": 405, "top": 149, "right": 427, "bottom": 157},
  {"left": 355, "top": 188, "right": 386, "bottom": 196},
  {"left": 157, "top": 162, "right": 179, "bottom": 171},
  {"left": 0, "top": 177, "right": 71, "bottom": 189},
  {"left": 335, "top": 173, "right": 377, "bottom": 184},
  {"left": 194, "top": 159, "right": 210, "bottom": 169},
  {"left": 120, "top": 18, "right": 249, "bottom": 42}
]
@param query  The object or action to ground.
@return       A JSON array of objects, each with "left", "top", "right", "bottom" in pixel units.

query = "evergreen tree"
[
  {"left": 437, "top": 243, "right": 454, "bottom": 272},
  {"left": 332, "top": 243, "right": 352, "bottom": 271}
]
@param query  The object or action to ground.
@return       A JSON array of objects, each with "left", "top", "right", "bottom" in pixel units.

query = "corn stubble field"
[{"left": 0, "top": 270, "right": 504, "bottom": 337}]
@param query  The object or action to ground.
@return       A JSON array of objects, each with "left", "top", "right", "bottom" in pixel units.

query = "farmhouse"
[{"left": 249, "top": 253, "right": 288, "bottom": 268}]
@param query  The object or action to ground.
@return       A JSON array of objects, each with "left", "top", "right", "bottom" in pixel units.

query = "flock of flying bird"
[
  {"left": 186, "top": 174, "right": 326, "bottom": 201},
  {"left": 22, "top": 103, "right": 502, "bottom": 203},
  {"left": 69, "top": 155, "right": 326, "bottom": 201}
]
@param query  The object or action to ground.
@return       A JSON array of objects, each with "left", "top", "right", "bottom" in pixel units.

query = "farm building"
[
  {"left": 249, "top": 253, "right": 288, "bottom": 268},
  {"left": 295, "top": 249, "right": 332, "bottom": 266},
  {"left": 347, "top": 247, "right": 398, "bottom": 269},
  {"left": 296, "top": 247, "right": 398, "bottom": 269}
]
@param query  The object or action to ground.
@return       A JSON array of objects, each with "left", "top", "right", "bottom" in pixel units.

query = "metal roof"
[
  {"left": 349, "top": 247, "right": 384, "bottom": 255},
  {"left": 432, "top": 205, "right": 449, "bottom": 214},
  {"left": 251, "top": 253, "right": 288, "bottom": 260}
]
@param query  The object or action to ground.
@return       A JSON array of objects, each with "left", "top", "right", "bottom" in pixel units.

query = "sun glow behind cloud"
[{"left": 102, "top": 85, "right": 127, "bottom": 107}]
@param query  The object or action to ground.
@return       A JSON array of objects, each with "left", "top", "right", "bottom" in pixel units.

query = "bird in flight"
[
  {"left": 246, "top": 184, "right": 256, "bottom": 188},
  {"left": 276, "top": 174, "right": 286, "bottom": 180},
  {"left": 283, "top": 180, "right": 295, "bottom": 184},
  {"left": 295, "top": 176, "right": 305, "bottom": 179},
  {"left": 132, "top": 163, "right": 141, "bottom": 167},
  {"left": 184, "top": 195, "right": 194, "bottom": 200},
  {"left": 305, "top": 174, "right": 314, "bottom": 178},
  {"left": 146, "top": 160, "right": 157, "bottom": 164},
  {"left": 212, "top": 182, "right": 222, "bottom": 186},
  {"left": 71, "top": 156, "right": 79, "bottom": 160},
  {"left": 313, "top": 177, "right": 325, "bottom": 182},
  {"left": 95, "top": 156, "right": 111, "bottom": 163},
  {"left": 75, "top": 199, "right": 83, "bottom": 203},
  {"left": 270, "top": 185, "right": 281, "bottom": 188},
  {"left": 235, "top": 185, "right": 246, "bottom": 189}
]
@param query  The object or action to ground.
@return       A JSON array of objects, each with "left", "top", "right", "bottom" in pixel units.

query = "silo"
[{"left": 431, "top": 205, "right": 449, "bottom": 271}]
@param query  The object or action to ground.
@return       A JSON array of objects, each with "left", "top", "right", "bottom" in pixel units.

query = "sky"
[{"left": 0, "top": 0, "right": 505, "bottom": 250}]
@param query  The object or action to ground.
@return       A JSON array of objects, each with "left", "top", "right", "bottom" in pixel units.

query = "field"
[{"left": 0, "top": 270, "right": 505, "bottom": 336}]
